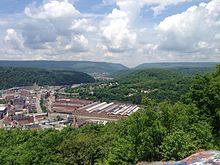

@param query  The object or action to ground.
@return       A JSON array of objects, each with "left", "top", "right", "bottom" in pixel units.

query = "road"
[{"left": 48, "top": 113, "right": 118, "bottom": 122}]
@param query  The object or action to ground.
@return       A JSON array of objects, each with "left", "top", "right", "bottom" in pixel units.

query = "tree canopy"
[{"left": 0, "top": 66, "right": 95, "bottom": 89}]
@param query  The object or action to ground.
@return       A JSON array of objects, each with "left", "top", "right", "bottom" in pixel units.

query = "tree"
[{"left": 182, "top": 65, "right": 220, "bottom": 131}]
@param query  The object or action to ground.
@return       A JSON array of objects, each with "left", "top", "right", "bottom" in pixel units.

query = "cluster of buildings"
[
  {"left": 0, "top": 85, "right": 57, "bottom": 129},
  {"left": 1, "top": 88, "right": 36, "bottom": 113},
  {"left": 0, "top": 84, "right": 140, "bottom": 130},
  {"left": 89, "top": 72, "right": 114, "bottom": 81}
]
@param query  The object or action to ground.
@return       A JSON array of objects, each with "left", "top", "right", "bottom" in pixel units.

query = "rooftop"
[{"left": 0, "top": 105, "right": 6, "bottom": 111}]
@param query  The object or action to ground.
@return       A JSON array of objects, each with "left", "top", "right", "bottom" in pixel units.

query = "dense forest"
[
  {"left": 0, "top": 67, "right": 95, "bottom": 89},
  {"left": 66, "top": 68, "right": 213, "bottom": 104},
  {"left": 0, "top": 65, "right": 219, "bottom": 164}
]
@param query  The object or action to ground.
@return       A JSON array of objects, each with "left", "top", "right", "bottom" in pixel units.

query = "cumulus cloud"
[
  {"left": 101, "top": 8, "right": 136, "bottom": 52},
  {"left": 157, "top": 0, "right": 220, "bottom": 54},
  {"left": 19, "top": 0, "right": 92, "bottom": 54},
  {"left": 70, "top": 18, "right": 96, "bottom": 32},
  {"left": 0, "top": 0, "right": 97, "bottom": 62},
  {"left": 4, "top": 29, "right": 24, "bottom": 50},
  {"left": 100, "top": 0, "right": 191, "bottom": 53},
  {"left": 65, "top": 34, "right": 89, "bottom": 51},
  {"left": 24, "top": 0, "right": 80, "bottom": 19}
]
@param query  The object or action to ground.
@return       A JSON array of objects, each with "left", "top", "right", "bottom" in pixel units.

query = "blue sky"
[
  {"left": 0, "top": 0, "right": 219, "bottom": 67},
  {"left": 0, "top": 0, "right": 40, "bottom": 13},
  {"left": 0, "top": 0, "right": 208, "bottom": 20}
]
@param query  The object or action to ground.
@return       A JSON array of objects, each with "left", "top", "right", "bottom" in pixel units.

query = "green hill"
[
  {"left": 66, "top": 68, "right": 193, "bottom": 103},
  {"left": 0, "top": 61, "right": 128, "bottom": 74},
  {"left": 0, "top": 67, "right": 95, "bottom": 89}
]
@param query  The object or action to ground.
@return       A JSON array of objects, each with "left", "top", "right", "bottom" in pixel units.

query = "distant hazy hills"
[
  {"left": 0, "top": 61, "right": 128, "bottom": 74},
  {"left": 134, "top": 62, "right": 219, "bottom": 70},
  {"left": 0, "top": 61, "right": 218, "bottom": 75}
]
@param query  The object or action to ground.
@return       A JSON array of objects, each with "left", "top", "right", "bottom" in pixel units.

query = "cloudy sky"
[{"left": 0, "top": 0, "right": 219, "bottom": 67}]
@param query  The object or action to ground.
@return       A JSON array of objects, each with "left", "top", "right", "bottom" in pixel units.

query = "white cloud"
[
  {"left": 145, "top": 0, "right": 190, "bottom": 15},
  {"left": 100, "top": 0, "right": 191, "bottom": 53},
  {"left": 70, "top": 18, "right": 96, "bottom": 32},
  {"left": 107, "top": 0, "right": 190, "bottom": 16},
  {"left": 0, "top": 0, "right": 96, "bottom": 62},
  {"left": 4, "top": 29, "right": 24, "bottom": 50},
  {"left": 157, "top": 0, "right": 220, "bottom": 54},
  {"left": 116, "top": 0, "right": 143, "bottom": 22},
  {"left": 196, "top": 41, "right": 210, "bottom": 49},
  {"left": 65, "top": 34, "right": 89, "bottom": 51},
  {"left": 101, "top": 8, "right": 136, "bottom": 52},
  {"left": 24, "top": 0, "right": 80, "bottom": 19},
  {"left": 21, "top": 0, "right": 93, "bottom": 54}
]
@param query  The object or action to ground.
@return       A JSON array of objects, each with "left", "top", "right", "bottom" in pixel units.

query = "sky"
[{"left": 0, "top": 0, "right": 219, "bottom": 67}]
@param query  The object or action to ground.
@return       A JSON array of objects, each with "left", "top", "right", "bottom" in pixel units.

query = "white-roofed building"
[{"left": 0, "top": 104, "right": 7, "bottom": 119}]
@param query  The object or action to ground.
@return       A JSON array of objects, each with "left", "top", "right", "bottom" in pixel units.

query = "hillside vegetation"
[
  {"left": 0, "top": 65, "right": 220, "bottom": 164},
  {"left": 0, "top": 67, "right": 95, "bottom": 89},
  {"left": 66, "top": 68, "right": 194, "bottom": 103},
  {"left": 0, "top": 61, "right": 128, "bottom": 74}
]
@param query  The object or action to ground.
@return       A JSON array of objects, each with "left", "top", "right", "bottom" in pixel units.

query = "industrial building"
[
  {"left": 51, "top": 98, "right": 93, "bottom": 113},
  {"left": 51, "top": 98, "right": 140, "bottom": 121},
  {"left": 78, "top": 101, "right": 140, "bottom": 116}
]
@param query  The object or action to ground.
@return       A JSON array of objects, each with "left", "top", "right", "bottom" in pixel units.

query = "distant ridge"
[
  {"left": 0, "top": 61, "right": 128, "bottom": 74},
  {"left": 0, "top": 61, "right": 218, "bottom": 75},
  {"left": 134, "top": 62, "right": 219, "bottom": 70}
]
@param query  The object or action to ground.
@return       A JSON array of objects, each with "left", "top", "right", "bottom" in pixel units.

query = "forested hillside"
[
  {"left": 0, "top": 67, "right": 95, "bottom": 89},
  {"left": 66, "top": 68, "right": 193, "bottom": 103},
  {"left": 0, "top": 65, "right": 219, "bottom": 165}
]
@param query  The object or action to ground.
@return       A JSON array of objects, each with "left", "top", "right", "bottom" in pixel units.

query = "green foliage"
[
  {"left": 0, "top": 129, "right": 64, "bottom": 164},
  {"left": 40, "top": 98, "right": 47, "bottom": 113},
  {"left": 0, "top": 66, "right": 95, "bottom": 89},
  {"left": 182, "top": 65, "right": 220, "bottom": 131},
  {"left": 104, "top": 101, "right": 213, "bottom": 163},
  {"left": 66, "top": 68, "right": 192, "bottom": 103},
  {"left": 58, "top": 132, "right": 100, "bottom": 165}
]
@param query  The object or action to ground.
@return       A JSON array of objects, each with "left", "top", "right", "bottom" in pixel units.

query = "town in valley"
[{"left": 0, "top": 83, "right": 140, "bottom": 130}]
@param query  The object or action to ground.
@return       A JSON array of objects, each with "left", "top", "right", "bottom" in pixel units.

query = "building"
[
  {"left": 11, "top": 115, "right": 34, "bottom": 126},
  {"left": 51, "top": 98, "right": 93, "bottom": 113},
  {"left": 3, "top": 114, "right": 34, "bottom": 127},
  {"left": 0, "top": 105, "right": 7, "bottom": 119}
]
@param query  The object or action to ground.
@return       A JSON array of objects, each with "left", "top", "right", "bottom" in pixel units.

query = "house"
[{"left": 11, "top": 115, "right": 34, "bottom": 126}]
